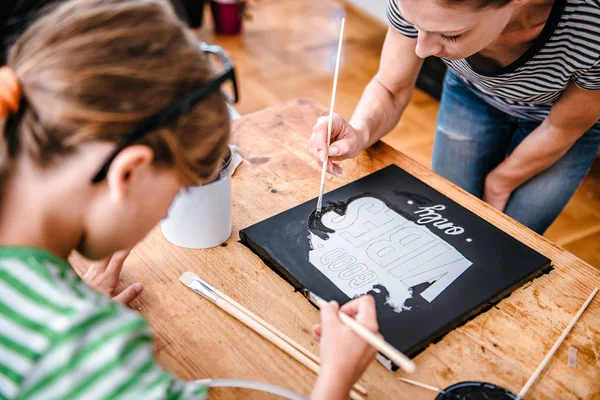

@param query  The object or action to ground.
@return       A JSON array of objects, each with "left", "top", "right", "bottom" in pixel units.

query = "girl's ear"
[{"left": 105, "top": 145, "right": 154, "bottom": 201}]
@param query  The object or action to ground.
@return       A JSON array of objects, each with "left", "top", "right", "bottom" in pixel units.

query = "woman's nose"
[{"left": 415, "top": 32, "right": 443, "bottom": 59}]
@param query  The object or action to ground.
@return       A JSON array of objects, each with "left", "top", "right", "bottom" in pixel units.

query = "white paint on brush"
[{"left": 308, "top": 197, "right": 473, "bottom": 313}]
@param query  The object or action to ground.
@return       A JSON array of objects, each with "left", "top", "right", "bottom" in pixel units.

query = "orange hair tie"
[{"left": 0, "top": 67, "right": 22, "bottom": 119}]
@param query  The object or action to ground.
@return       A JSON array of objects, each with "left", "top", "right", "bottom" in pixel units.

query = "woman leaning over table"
[{"left": 310, "top": 0, "right": 600, "bottom": 234}]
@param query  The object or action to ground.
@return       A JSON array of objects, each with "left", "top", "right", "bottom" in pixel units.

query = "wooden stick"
[
  {"left": 398, "top": 377, "right": 444, "bottom": 394},
  {"left": 216, "top": 299, "right": 364, "bottom": 400},
  {"left": 311, "top": 294, "right": 416, "bottom": 373},
  {"left": 216, "top": 289, "right": 368, "bottom": 396},
  {"left": 180, "top": 273, "right": 367, "bottom": 398},
  {"left": 516, "top": 287, "right": 598, "bottom": 399},
  {"left": 316, "top": 17, "right": 345, "bottom": 213},
  {"left": 216, "top": 289, "right": 321, "bottom": 365}
]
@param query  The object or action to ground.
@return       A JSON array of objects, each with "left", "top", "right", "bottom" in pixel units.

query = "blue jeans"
[{"left": 432, "top": 70, "right": 600, "bottom": 234}]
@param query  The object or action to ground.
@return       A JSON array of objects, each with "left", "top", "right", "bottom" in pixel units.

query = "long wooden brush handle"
[
  {"left": 517, "top": 287, "right": 598, "bottom": 399},
  {"left": 337, "top": 310, "right": 416, "bottom": 374},
  {"left": 216, "top": 290, "right": 320, "bottom": 364},
  {"left": 216, "top": 298, "right": 364, "bottom": 400},
  {"left": 398, "top": 377, "right": 444, "bottom": 394},
  {"left": 216, "top": 290, "right": 368, "bottom": 396},
  {"left": 316, "top": 17, "right": 345, "bottom": 212},
  {"left": 313, "top": 296, "right": 415, "bottom": 373}
]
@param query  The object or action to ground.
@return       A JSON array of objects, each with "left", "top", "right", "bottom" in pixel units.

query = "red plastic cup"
[{"left": 210, "top": 0, "right": 245, "bottom": 35}]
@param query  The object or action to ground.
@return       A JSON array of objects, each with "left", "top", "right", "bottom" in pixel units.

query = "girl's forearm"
[{"left": 310, "top": 370, "right": 353, "bottom": 400}]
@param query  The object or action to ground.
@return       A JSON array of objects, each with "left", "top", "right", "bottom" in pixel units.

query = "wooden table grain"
[{"left": 72, "top": 98, "right": 600, "bottom": 399}]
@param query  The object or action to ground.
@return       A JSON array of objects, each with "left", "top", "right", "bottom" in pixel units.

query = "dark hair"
[
  {"left": 1, "top": 0, "right": 196, "bottom": 65},
  {"left": 442, "top": 0, "right": 512, "bottom": 8}
]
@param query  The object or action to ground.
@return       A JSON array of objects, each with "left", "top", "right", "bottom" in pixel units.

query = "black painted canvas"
[{"left": 240, "top": 165, "right": 551, "bottom": 368}]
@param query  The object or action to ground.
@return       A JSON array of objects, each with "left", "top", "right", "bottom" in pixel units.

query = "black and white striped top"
[{"left": 387, "top": 0, "right": 600, "bottom": 122}]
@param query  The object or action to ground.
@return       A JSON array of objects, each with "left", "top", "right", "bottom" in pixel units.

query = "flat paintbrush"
[{"left": 179, "top": 271, "right": 367, "bottom": 399}]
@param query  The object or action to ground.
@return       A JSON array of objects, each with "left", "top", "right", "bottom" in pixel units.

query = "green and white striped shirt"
[{"left": 0, "top": 247, "right": 208, "bottom": 400}]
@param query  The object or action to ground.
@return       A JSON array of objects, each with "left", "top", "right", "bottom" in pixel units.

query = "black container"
[
  {"left": 173, "top": 0, "right": 207, "bottom": 28},
  {"left": 436, "top": 381, "right": 517, "bottom": 400}
]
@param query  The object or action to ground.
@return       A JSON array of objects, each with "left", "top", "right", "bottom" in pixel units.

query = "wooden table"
[{"left": 75, "top": 99, "right": 600, "bottom": 399}]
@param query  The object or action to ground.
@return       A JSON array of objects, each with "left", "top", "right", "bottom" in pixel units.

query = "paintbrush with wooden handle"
[
  {"left": 516, "top": 287, "right": 598, "bottom": 399},
  {"left": 179, "top": 271, "right": 367, "bottom": 399},
  {"left": 316, "top": 17, "right": 345, "bottom": 214},
  {"left": 306, "top": 291, "right": 417, "bottom": 374}
]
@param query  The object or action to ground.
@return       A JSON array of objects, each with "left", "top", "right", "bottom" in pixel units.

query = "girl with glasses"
[{"left": 0, "top": 0, "right": 379, "bottom": 399}]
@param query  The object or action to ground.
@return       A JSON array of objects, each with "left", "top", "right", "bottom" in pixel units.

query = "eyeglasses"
[{"left": 91, "top": 42, "right": 238, "bottom": 184}]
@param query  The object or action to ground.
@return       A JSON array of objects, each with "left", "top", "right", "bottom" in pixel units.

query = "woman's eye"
[{"left": 441, "top": 34, "right": 461, "bottom": 43}]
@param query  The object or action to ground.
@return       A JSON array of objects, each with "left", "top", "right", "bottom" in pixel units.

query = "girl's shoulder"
[
  {"left": 0, "top": 246, "right": 149, "bottom": 341},
  {"left": 0, "top": 247, "right": 153, "bottom": 399}
]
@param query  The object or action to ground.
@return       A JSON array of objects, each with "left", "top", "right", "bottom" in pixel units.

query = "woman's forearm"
[
  {"left": 490, "top": 81, "right": 600, "bottom": 192},
  {"left": 346, "top": 27, "right": 423, "bottom": 152},
  {"left": 489, "top": 119, "right": 586, "bottom": 191},
  {"left": 349, "top": 75, "right": 413, "bottom": 149}
]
